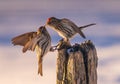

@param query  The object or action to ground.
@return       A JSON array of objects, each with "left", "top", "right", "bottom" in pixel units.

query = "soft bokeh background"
[{"left": 0, "top": 0, "right": 120, "bottom": 84}]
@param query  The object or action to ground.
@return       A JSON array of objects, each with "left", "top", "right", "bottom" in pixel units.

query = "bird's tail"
[
  {"left": 77, "top": 23, "right": 96, "bottom": 39},
  {"left": 79, "top": 23, "right": 96, "bottom": 30},
  {"left": 38, "top": 58, "right": 43, "bottom": 76},
  {"left": 78, "top": 29, "right": 86, "bottom": 39}
]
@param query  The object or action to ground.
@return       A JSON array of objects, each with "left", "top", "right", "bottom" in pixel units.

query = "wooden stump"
[{"left": 56, "top": 40, "right": 98, "bottom": 84}]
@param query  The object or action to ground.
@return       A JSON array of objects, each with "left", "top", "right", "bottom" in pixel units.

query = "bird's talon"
[{"left": 50, "top": 46, "right": 58, "bottom": 52}]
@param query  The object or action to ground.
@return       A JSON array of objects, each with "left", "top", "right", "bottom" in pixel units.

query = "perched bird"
[
  {"left": 11, "top": 26, "right": 51, "bottom": 76},
  {"left": 46, "top": 17, "right": 96, "bottom": 41}
]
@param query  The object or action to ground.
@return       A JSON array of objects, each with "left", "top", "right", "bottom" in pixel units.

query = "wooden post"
[{"left": 56, "top": 40, "right": 98, "bottom": 84}]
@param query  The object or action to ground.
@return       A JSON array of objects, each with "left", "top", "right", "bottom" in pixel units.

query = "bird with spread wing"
[{"left": 11, "top": 26, "right": 51, "bottom": 76}]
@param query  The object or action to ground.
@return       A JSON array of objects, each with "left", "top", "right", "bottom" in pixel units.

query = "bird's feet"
[
  {"left": 49, "top": 39, "right": 71, "bottom": 52},
  {"left": 50, "top": 45, "right": 58, "bottom": 52}
]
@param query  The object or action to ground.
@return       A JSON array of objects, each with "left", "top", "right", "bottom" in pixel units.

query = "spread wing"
[
  {"left": 23, "top": 35, "right": 39, "bottom": 52},
  {"left": 11, "top": 32, "right": 37, "bottom": 46},
  {"left": 22, "top": 34, "right": 42, "bottom": 53}
]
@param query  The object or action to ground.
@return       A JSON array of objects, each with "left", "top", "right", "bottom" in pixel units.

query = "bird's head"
[
  {"left": 37, "top": 26, "right": 46, "bottom": 34},
  {"left": 46, "top": 17, "right": 60, "bottom": 26}
]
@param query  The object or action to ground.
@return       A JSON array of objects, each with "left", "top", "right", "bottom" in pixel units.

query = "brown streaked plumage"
[
  {"left": 11, "top": 31, "right": 37, "bottom": 52},
  {"left": 46, "top": 17, "right": 96, "bottom": 41},
  {"left": 11, "top": 26, "right": 51, "bottom": 76}
]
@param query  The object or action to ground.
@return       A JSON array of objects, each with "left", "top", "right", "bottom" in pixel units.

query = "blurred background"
[{"left": 0, "top": 0, "right": 120, "bottom": 84}]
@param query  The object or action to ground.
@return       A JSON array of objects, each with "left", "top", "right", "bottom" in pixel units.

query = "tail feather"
[
  {"left": 78, "top": 30, "right": 86, "bottom": 39},
  {"left": 38, "top": 59, "right": 43, "bottom": 76},
  {"left": 79, "top": 23, "right": 96, "bottom": 30},
  {"left": 77, "top": 23, "right": 96, "bottom": 39}
]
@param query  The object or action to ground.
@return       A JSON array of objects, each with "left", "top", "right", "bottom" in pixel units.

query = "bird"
[
  {"left": 11, "top": 26, "right": 51, "bottom": 76},
  {"left": 46, "top": 17, "right": 96, "bottom": 41}
]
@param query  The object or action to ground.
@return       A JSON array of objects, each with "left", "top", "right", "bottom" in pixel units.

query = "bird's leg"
[
  {"left": 49, "top": 39, "right": 62, "bottom": 52},
  {"left": 59, "top": 38, "right": 69, "bottom": 42},
  {"left": 50, "top": 38, "right": 70, "bottom": 52},
  {"left": 49, "top": 38, "right": 64, "bottom": 52},
  {"left": 50, "top": 44, "right": 59, "bottom": 52},
  {"left": 59, "top": 38, "right": 64, "bottom": 42}
]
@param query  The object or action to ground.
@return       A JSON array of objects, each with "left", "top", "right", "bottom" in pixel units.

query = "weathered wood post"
[{"left": 56, "top": 40, "right": 98, "bottom": 84}]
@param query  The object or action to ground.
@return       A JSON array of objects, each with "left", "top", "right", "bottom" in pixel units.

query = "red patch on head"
[{"left": 47, "top": 18, "right": 51, "bottom": 23}]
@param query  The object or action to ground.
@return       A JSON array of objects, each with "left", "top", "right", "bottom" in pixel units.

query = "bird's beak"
[
  {"left": 45, "top": 22, "right": 48, "bottom": 27},
  {"left": 45, "top": 18, "right": 50, "bottom": 26},
  {"left": 44, "top": 24, "right": 47, "bottom": 27},
  {"left": 46, "top": 18, "right": 50, "bottom": 23}
]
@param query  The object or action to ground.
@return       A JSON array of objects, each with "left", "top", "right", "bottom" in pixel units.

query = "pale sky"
[{"left": 0, "top": 0, "right": 120, "bottom": 84}]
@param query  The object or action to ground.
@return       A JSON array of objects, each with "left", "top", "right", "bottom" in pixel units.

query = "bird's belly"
[
  {"left": 58, "top": 30, "right": 76, "bottom": 39},
  {"left": 35, "top": 45, "right": 42, "bottom": 61},
  {"left": 58, "top": 32, "right": 67, "bottom": 39}
]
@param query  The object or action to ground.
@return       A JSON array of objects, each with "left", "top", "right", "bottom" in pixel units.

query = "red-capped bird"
[
  {"left": 46, "top": 17, "right": 96, "bottom": 41},
  {"left": 11, "top": 26, "right": 51, "bottom": 76}
]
